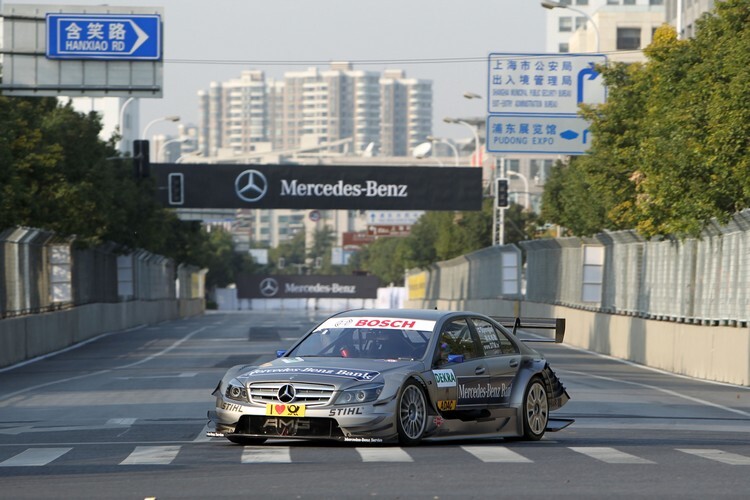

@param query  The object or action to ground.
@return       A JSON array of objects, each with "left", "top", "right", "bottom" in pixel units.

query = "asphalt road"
[{"left": 1, "top": 311, "right": 749, "bottom": 499}]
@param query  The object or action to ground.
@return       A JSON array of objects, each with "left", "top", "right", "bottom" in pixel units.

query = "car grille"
[{"left": 248, "top": 382, "right": 335, "bottom": 406}]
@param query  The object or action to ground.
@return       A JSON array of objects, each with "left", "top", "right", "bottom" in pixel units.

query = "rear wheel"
[
  {"left": 522, "top": 378, "right": 548, "bottom": 441},
  {"left": 227, "top": 435, "right": 267, "bottom": 446},
  {"left": 396, "top": 381, "right": 428, "bottom": 445}
]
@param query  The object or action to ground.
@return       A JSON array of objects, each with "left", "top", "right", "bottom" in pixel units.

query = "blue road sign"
[
  {"left": 486, "top": 114, "right": 592, "bottom": 155},
  {"left": 46, "top": 13, "right": 161, "bottom": 60},
  {"left": 487, "top": 53, "right": 607, "bottom": 116}
]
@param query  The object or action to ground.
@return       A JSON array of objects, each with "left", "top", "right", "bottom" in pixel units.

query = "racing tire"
[
  {"left": 227, "top": 435, "right": 267, "bottom": 446},
  {"left": 396, "top": 380, "right": 428, "bottom": 446},
  {"left": 522, "top": 377, "right": 548, "bottom": 441}
]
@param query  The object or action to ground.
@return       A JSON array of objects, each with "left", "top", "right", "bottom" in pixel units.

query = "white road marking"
[
  {"left": 356, "top": 447, "right": 413, "bottom": 462},
  {"left": 241, "top": 446, "right": 291, "bottom": 463},
  {"left": 461, "top": 445, "right": 532, "bottom": 463},
  {"left": 0, "top": 448, "right": 72, "bottom": 466},
  {"left": 570, "top": 446, "right": 654, "bottom": 464},
  {"left": 107, "top": 418, "right": 137, "bottom": 426},
  {"left": 120, "top": 446, "right": 181, "bottom": 465},
  {"left": 678, "top": 448, "right": 750, "bottom": 465},
  {"left": 0, "top": 326, "right": 209, "bottom": 404}
]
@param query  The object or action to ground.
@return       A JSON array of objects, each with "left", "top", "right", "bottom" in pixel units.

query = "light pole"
[
  {"left": 159, "top": 137, "right": 188, "bottom": 163},
  {"left": 508, "top": 170, "right": 531, "bottom": 210},
  {"left": 541, "top": 1, "right": 600, "bottom": 53},
  {"left": 426, "top": 136, "right": 459, "bottom": 166},
  {"left": 142, "top": 115, "right": 180, "bottom": 141},
  {"left": 443, "top": 117, "right": 480, "bottom": 167},
  {"left": 117, "top": 97, "right": 135, "bottom": 154},
  {"left": 413, "top": 142, "right": 443, "bottom": 166}
]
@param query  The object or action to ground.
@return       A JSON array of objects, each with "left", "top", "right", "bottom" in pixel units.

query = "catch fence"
[{"left": 0, "top": 226, "right": 205, "bottom": 319}]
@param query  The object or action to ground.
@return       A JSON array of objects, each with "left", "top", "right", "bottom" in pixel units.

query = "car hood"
[{"left": 235, "top": 356, "right": 425, "bottom": 386}]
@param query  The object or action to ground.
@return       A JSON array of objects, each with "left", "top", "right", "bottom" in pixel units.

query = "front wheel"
[
  {"left": 522, "top": 378, "right": 548, "bottom": 441},
  {"left": 396, "top": 381, "right": 428, "bottom": 446},
  {"left": 227, "top": 435, "right": 267, "bottom": 446}
]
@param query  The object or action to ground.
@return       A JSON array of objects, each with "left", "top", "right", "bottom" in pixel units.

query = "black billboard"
[
  {"left": 236, "top": 275, "right": 380, "bottom": 299},
  {"left": 152, "top": 163, "right": 483, "bottom": 211}
]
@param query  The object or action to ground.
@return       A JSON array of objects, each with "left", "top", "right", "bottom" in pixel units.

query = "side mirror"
[
  {"left": 276, "top": 350, "right": 286, "bottom": 358},
  {"left": 447, "top": 354, "right": 464, "bottom": 364}
]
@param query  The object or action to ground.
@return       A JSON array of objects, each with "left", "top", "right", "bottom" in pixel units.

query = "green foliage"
[
  {"left": 350, "top": 199, "right": 535, "bottom": 285},
  {"left": 0, "top": 95, "right": 232, "bottom": 282},
  {"left": 541, "top": 0, "right": 750, "bottom": 238}
]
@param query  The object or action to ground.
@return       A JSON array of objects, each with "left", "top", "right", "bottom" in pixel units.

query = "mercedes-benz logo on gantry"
[{"left": 235, "top": 169, "right": 268, "bottom": 203}]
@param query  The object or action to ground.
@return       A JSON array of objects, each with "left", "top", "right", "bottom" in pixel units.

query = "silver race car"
[{"left": 207, "top": 309, "right": 572, "bottom": 445}]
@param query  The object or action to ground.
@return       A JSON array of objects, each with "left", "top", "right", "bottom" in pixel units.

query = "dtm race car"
[{"left": 207, "top": 309, "right": 572, "bottom": 445}]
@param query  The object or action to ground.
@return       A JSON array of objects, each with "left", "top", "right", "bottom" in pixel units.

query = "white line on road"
[
  {"left": 677, "top": 448, "right": 750, "bottom": 465},
  {"left": 120, "top": 446, "right": 181, "bottom": 465},
  {"left": 570, "top": 446, "right": 654, "bottom": 464},
  {"left": 0, "top": 326, "right": 209, "bottom": 404},
  {"left": 561, "top": 368, "right": 750, "bottom": 418},
  {"left": 107, "top": 418, "right": 137, "bottom": 426},
  {"left": 241, "top": 446, "right": 291, "bottom": 463},
  {"left": 461, "top": 446, "right": 532, "bottom": 463},
  {"left": 0, "top": 448, "right": 72, "bottom": 466},
  {"left": 356, "top": 447, "right": 413, "bottom": 462}
]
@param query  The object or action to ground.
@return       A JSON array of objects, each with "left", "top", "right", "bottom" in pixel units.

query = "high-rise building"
[
  {"left": 664, "top": 0, "right": 715, "bottom": 39},
  {"left": 198, "top": 62, "right": 432, "bottom": 159}
]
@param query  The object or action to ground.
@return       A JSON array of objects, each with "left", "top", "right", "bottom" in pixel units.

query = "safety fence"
[
  {"left": 0, "top": 226, "right": 206, "bottom": 319},
  {"left": 406, "top": 209, "right": 750, "bottom": 327}
]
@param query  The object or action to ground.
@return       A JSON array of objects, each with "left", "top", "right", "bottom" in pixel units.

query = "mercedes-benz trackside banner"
[
  {"left": 153, "top": 164, "right": 483, "bottom": 210},
  {"left": 237, "top": 275, "right": 380, "bottom": 299}
]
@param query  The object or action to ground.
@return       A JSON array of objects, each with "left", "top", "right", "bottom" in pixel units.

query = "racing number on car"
[{"left": 266, "top": 403, "right": 306, "bottom": 417}]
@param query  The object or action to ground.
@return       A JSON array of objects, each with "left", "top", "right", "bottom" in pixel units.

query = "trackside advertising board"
[
  {"left": 152, "top": 164, "right": 483, "bottom": 211},
  {"left": 237, "top": 275, "right": 380, "bottom": 299}
]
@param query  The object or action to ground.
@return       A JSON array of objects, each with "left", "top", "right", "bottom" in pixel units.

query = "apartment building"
[
  {"left": 664, "top": 0, "right": 715, "bottom": 39},
  {"left": 198, "top": 63, "right": 432, "bottom": 158}
]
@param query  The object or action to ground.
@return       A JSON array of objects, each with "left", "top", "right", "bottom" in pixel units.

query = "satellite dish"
[{"left": 412, "top": 142, "right": 432, "bottom": 159}]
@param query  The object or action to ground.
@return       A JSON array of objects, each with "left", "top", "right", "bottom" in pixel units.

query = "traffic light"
[
  {"left": 168, "top": 173, "right": 184, "bottom": 205},
  {"left": 496, "top": 178, "right": 509, "bottom": 208},
  {"left": 132, "top": 140, "right": 150, "bottom": 179}
]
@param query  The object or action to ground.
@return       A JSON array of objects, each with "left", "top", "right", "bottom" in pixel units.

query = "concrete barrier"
[
  {"left": 405, "top": 298, "right": 750, "bottom": 386},
  {"left": 0, "top": 298, "right": 204, "bottom": 369}
]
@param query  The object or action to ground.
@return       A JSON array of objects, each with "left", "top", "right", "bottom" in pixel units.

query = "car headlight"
[
  {"left": 224, "top": 379, "right": 248, "bottom": 402},
  {"left": 335, "top": 384, "right": 383, "bottom": 405}
]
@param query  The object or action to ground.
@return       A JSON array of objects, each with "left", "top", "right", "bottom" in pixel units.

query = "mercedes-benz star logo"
[
  {"left": 277, "top": 384, "right": 296, "bottom": 403},
  {"left": 259, "top": 278, "right": 279, "bottom": 297},
  {"left": 235, "top": 169, "right": 268, "bottom": 203}
]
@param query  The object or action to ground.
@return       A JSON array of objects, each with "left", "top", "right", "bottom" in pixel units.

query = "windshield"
[{"left": 288, "top": 317, "right": 436, "bottom": 360}]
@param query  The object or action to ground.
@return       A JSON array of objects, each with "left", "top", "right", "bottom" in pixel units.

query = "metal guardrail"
[
  {"left": 407, "top": 209, "right": 750, "bottom": 327},
  {"left": 0, "top": 226, "right": 206, "bottom": 318}
]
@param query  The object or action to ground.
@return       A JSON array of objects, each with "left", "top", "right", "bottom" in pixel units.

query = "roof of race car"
[{"left": 328, "top": 309, "right": 470, "bottom": 321}]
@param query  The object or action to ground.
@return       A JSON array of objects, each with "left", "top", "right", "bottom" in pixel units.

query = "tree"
[{"left": 541, "top": 1, "right": 750, "bottom": 238}]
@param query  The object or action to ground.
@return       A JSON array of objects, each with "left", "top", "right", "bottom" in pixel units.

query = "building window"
[
  {"left": 506, "top": 159, "right": 520, "bottom": 173},
  {"left": 607, "top": 0, "right": 619, "bottom": 5},
  {"left": 575, "top": 17, "right": 588, "bottom": 30},
  {"left": 623, "top": 0, "right": 636, "bottom": 5},
  {"left": 576, "top": 0, "right": 589, "bottom": 4},
  {"left": 559, "top": 17, "right": 572, "bottom": 32},
  {"left": 559, "top": 43, "right": 570, "bottom": 53},
  {"left": 559, "top": 0, "right": 572, "bottom": 4},
  {"left": 650, "top": 0, "right": 664, "bottom": 4},
  {"left": 617, "top": 27, "right": 642, "bottom": 50}
]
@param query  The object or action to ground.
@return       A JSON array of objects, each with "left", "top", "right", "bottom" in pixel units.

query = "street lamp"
[
  {"left": 426, "top": 136, "right": 459, "bottom": 166},
  {"left": 541, "top": 1, "right": 600, "bottom": 53},
  {"left": 142, "top": 115, "right": 180, "bottom": 141},
  {"left": 412, "top": 142, "right": 443, "bottom": 166},
  {"left": 159, "top": 137, "right": 189, "bottom": 163},
  {"left": 117, "top": 97, "right": 135, "bottom": 153},
  {"left": 444, "top": 117, "right": 481, "bottom": 167}
]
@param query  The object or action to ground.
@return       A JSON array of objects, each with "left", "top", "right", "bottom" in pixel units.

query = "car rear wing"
[{"left": 491, "top": 316, "right": 566, "bottom": 343}]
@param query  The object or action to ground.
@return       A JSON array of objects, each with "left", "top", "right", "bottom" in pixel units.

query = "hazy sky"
[{"left": 5, "top": 0, "right": 547, "bottom": 141}]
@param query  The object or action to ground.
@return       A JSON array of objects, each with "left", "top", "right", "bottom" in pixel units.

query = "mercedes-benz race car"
[{"left": 207, "top": 309, "right": 572, "bottom": 445}]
